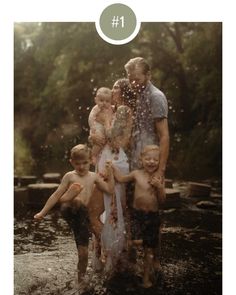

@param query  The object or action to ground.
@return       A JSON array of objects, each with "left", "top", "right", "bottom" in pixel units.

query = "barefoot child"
[
  {"left": 112, "top": 145, "right": 165, "bottom": 288},
  {"left": 88, "top": 87, "right": 114, "bottom": 164},
  {"left": 34, "top": 144, "right": 114, "bottom": 286}
]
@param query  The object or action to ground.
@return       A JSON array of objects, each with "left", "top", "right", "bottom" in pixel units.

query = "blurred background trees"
[{"left": 14, "top": 22, "right": 222, "bottom": 180}]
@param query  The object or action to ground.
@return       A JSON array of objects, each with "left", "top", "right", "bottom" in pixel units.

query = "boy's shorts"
[
  {"left": 130, "top": 208, "right": 161, "bottom": 248},
  {"left": 61, "top": 205, "right": 91, "bottom": 247}
]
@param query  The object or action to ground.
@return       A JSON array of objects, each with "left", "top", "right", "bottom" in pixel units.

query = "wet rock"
[
  {"left": 43, "top": 173, "right": 61, "bottom": 183},
  {"left": 211, "top": 179, "right": 222, "bottom": 189},
  {"left": 163, "top": 189, "right": 181, "bottom": 209},
  {"left": 14, "top": 239, "right": 78, "bottom": 295},
  {"left": 20, "top": 176, "right": 38, "bottom": 187},
  {"left": 14, "top": 175, "right": 19, "bottom": 186},
  {"left": 14, "top": 187, "right": 29, "bottom": 212},
  {"left": 165, "top": 179, "right": 173, "bottom": 188},
  {"left": 196, "top": 201, "right": 217, "bottom": 209},
  {"left": 211, "top": 192, "right": 222, "bottom": 200},
  {"left": 14, "top": 189, "right": 222, "bottom": 295},
  {"left": 188, "top": 182, "right": 211, "bottom": 197},
  {"left": 28, "top": 183, "right": 59, "bottom": 207}
]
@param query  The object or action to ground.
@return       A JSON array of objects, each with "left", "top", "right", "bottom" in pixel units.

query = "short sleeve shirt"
[{"left": 130, "top": 81, "right": 168, "bottom": 169}]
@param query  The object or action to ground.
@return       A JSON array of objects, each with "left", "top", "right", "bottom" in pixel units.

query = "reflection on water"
[
  {"left": 14, "top": 194, "right": 222, "bottom": 295},
  {"left": 14, "top": 210, "right": 71, "bottom": 255}
]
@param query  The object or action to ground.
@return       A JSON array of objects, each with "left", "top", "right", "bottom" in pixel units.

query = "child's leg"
[
  {"left": 88, "top": 187, "right": 104, "bottom": 271},
  {"left": 153, "top": 223, "right": 162, "bottom": 271},
  {"left": 60, "top": 204, "right": 90, "bottom": 282},
  {"left": 127, "top": 239, "right": 136, "bottom": 266},
  {"left": 60, "top": 183, "right": 83, "bottom": 203},
  {"left": 77, "top": 245, "right": 88, "bottom": 282},
  {"left": 88, "top": 187, "right": 104, "bottom": 238},
  {"left": 128, "top": 208, "right": 142, "bottom": 268},
  {"left": 143, "top": 247, "right": 154, "bottom": 288}
]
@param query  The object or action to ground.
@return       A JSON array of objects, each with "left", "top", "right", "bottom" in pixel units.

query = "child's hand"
[
  {"left": 105, "top": 160, "right": 113, "bottom": 173},
  {"left": 149, "top": 176, "right": 164, "bottom": 189},
  {"left": 34, "top": 212, "right": 44, "bottom": 220},
  {"left": 105, "top": 160, "right": 112, "bottom": 168}
]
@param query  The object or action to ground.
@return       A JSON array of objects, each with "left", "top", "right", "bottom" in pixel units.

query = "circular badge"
[{"left": 95, "top": 3, "right": 140, "bottom": 45}]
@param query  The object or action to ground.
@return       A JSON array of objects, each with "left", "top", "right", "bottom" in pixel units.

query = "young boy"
[
  {"left": 88, "top": 87, "right": 114, "bottom": 164},
  {"left": 34, "top": 144, "right": 114, "bottom": 286},
  {"left": 112, "top": 145, "right": 166, "bottom": 288}
]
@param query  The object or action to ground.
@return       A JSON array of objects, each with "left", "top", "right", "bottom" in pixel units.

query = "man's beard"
[{"left": 131, "top": 82, "right": 147, "bottom": 94}]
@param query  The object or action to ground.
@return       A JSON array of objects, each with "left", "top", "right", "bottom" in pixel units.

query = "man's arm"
[
  {"left": 155, "top": 118, "right": 170, "bottom": 180},
  {"left": 149, "top": 176, "right": 166, "bottom": 205}
]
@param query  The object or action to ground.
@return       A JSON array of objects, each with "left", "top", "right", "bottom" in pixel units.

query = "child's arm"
[
  {"left": 149, "top": 176, "right": 166, "bottom": 204},
  {"left": 88, "top": 105, "right": 99, "bottom": 128},
  {"left": 95, "top": 161, "right": 115, "bottom": 194},
  {"left": 88, "top": 107, "right": 107, "bottom": 147},
  {"left": 112, "top": 165, "right": 135, "bottom": 183},
  {"left": 34, "top": 173, "right": 70, "bottom": 220}
]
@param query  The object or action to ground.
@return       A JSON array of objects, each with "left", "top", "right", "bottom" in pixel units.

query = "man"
[
  {"left": 125, "top": 57, "right": 169, "bottom": 271},
  {"left": 124, "top": 57, "right": 169, "bottom": 182}
]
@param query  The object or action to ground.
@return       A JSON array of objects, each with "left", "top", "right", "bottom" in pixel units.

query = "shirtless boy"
[
  {"left": 34, "top": 144, "right": 114, "bottom": 286},
  {"left": 112, "top": 145, "right": 165, "bottom": 288}
]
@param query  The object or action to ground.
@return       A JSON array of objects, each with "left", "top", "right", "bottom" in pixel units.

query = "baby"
[{"left": 88, "top": 87, "right": 114, "bottom": 164}]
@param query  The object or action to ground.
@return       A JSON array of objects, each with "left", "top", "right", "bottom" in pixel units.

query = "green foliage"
[
  {"left": 14, "top": 129, "right": 35, "bottom": 175},
  {"left": 14, "top": 22, "right": 222, "bottom": 180}
]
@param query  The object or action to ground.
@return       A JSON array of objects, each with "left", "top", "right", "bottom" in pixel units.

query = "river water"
[{"left": 14, "top": 184, "right": 222, "bottom": 295}]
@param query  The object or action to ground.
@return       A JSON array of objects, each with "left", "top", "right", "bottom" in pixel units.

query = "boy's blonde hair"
[
  {"left": 96, "top": 87, "right": 112, "bottom": 100},
  {"left": 70, "top": 144, "right": 92, "bottom": 160},
  {"left": 140, "top": 145, "right": 160, "bottom": 157}
]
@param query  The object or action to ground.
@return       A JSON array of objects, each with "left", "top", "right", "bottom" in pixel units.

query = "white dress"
[
  {"left": 91, "top": 105, "right": 131, "bottom": 272},
  {"left": 98, "top": 145, "right": 129, "bottom": 272}
]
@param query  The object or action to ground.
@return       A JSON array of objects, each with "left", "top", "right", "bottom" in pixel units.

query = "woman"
[{"left": 88, "top": 78, "right": 134, "bottom": 273}]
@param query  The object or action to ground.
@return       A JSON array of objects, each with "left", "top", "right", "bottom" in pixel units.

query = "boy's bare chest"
[
  {"left": 69, "top": 173, "right": 95, "bottom": 188},
  {"left": 136, "top": 174, "right": 152, "bottom": 192},
  {"left": 69, "top": 173, "right": 95, "bottom": 202}
]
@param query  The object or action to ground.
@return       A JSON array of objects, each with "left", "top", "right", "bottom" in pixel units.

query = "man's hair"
[
  {"left": 96, "top": 87, "right": 112, "bottom": 99},
  {"left": 70, "top": 144, "right": 91, "bottom": 160},
  {"left": 140, "top": 145, "right": 160, "bottom": 157},
  {"left": 124, "top": 57, "right": 150, "bottom": 74}
]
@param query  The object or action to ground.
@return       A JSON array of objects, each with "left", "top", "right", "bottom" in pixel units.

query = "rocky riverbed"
[{"left": 14, "top": 182, "right": 222, "bottom": 295}]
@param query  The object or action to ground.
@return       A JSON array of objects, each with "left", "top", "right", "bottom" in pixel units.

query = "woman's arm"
[{"left": 108, "top": 106, "right": 132, "bottom": 149}]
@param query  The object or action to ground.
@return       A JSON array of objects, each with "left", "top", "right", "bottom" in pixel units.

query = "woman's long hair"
[{"left": 114, "top": 78, "right": 136, "bottom": 112}]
